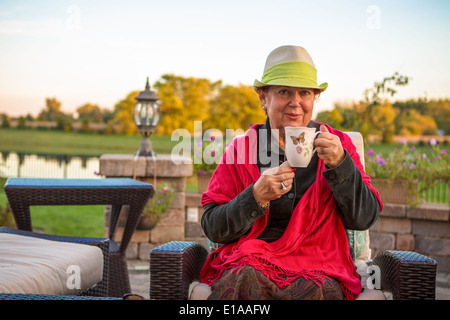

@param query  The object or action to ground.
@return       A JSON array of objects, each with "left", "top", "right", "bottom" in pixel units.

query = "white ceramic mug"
[{"left": 284, "top": 127, "right": 321, "bottom": 167}]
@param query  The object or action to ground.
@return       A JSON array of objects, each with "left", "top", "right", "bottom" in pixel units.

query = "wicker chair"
[
  {"left": 2, "top": 178, "right": 154, "bottom": 298},
  {"left": 149, "top": 242, "right": 437, "bottom": 300},
  {"left": 149, "top": 132, "right": 437, "bottom": 300}
]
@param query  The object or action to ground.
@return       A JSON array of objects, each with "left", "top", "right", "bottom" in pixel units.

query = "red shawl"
[{"left": 200, "top": 123, "right": 382, "bottom": 300}]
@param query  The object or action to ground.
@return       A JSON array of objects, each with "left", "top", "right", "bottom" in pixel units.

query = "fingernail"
[{"left": 292, "top": 168, "right": 296, "bottom": 172}]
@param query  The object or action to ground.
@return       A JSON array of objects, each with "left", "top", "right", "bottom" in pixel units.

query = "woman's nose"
[{"left": 289, "top": 90, "right": 302, "bottom": 106}]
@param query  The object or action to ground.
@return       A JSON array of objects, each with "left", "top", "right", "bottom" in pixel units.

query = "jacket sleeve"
[
  {"left": 322, "top": 150, "right": 380, "bottom": 230},
  {"left": 201, "top": 184, "right": 266, "bottom": 244}
]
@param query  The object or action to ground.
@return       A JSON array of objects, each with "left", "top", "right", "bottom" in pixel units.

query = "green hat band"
[
  {"left": 254, "top": 60, "right": 327, "bottom": 92},
  {"left": 262, "top": 61, "right": 317, "bottom": 85}
]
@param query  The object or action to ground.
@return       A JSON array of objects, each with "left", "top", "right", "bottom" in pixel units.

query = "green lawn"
[
  {"left": 0, "top": 128, "right": 179, "bottom": 156},
  {"left": 0, "top": 190, "right": 105, "bottom": 237},
  {"left": 30, "top": 205, "right": 105, "bottom": 237}
]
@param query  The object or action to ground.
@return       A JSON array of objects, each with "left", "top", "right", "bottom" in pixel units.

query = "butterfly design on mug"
[{"left": 290, "top": 132, "right": 305, "bottom": 145}]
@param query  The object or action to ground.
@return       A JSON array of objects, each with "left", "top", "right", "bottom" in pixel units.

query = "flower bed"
[{"left": 366, "top": 139, "right": 449, "bottom": 207}]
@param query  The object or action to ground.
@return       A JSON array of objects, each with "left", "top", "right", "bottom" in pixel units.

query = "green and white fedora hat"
[{"left": 253, "top": 45, "right": 328, "bottom": 92}]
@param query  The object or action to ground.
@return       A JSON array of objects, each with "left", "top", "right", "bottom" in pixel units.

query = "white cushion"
[
  {"left": 0, "top": 233, "right": 103, "bottom": 295},
  {"left": 189, "top": 281, "right": 211, "bottom": 300}
]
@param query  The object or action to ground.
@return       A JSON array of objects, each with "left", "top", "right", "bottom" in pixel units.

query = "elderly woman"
[{"left": 199, "top": 45, "right": 382, "bottom": 300}]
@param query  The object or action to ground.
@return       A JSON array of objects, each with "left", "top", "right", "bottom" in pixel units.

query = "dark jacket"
[{"left": 201, "top": 120, "right": 380, "bottom": 244}]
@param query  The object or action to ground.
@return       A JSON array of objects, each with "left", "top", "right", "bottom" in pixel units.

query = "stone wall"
[{"left": 370, "top": 203, "right": 450, "bottom": 273}]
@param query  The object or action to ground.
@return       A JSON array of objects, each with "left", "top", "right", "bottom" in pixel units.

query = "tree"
[
  {"left": 56, "top": 113, "right": 74, "bottom": 132},
  {"left": 17, "top": 116, "right": 26, "bottom": 129},
  {"left": 370, "top": 101, "right": 397, "bottom": 143},
  {"left": 396, "top": 109, "right": 437, "bottom": 135},
  {"left": 206, "top": 84, "right": 265, "bottom": 132},
  {"left": 427, "top": 98, "right": 450, "bottom": 134},
  {"left": 154, "top": 74, "right": 221, "bottom": 135},
  {"left": 315, "top": 108, "right": 344, "bottom": 130},
  {"left": 363, "top": 72, "right": 410, "bottom": 106},
  {"left": 76, "top": 103, "right": 102, "bottom": 123},
  {"left": 363, "top": 72, "right": 411, "bottom": 143},
  {"left": 38, "top": 97, "right": 64, "bottom": 121},
  {"left": 112, "top": 90, "right": 140, "bottom": 135},
  {"left": 1, "top": 114, "right": 10, "bottom": 128}
]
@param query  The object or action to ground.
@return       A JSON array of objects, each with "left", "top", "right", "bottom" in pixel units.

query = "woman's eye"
[{"left": 299, "top": 90, "right": 311, "bottom": 96}]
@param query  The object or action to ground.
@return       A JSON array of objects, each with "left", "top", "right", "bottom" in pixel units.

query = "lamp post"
[{"left": 132, "top": 77, "right": 161, "bottom": 156}]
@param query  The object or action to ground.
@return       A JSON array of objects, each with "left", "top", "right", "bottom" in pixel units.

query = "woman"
[{"left": 199, "top": 45, "right": 382, "bottom": 300}]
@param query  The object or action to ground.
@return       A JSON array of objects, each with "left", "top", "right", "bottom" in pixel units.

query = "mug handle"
[{"left": 312, "top": 131, "right": 322, "bottom": 155}]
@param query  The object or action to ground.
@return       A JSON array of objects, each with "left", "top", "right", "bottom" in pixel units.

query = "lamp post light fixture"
[{"left": 132, "top": 77, "right": 161, "bottom": 156}]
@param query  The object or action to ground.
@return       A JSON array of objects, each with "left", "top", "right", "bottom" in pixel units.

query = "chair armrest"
[
  {"left": 373, "top": 250, "right": 437, "bottom": 300},
  {"left": 150, "top": 241, "right": 209, "bottom": 300}
]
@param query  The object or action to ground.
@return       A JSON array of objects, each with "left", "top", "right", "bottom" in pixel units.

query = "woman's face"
[{"left": 258, "top": 86, "right": 315, "bottom": 146}]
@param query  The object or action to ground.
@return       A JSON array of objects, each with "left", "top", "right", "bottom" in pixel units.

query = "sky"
[{"left": 0, "top": 0, "right": 449, "bottom": 119}]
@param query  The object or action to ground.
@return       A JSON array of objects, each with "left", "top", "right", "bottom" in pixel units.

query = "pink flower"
[
  {"left": 296, "top": 146, "right": 302, "bottom": 154},
  {"left": 400, "top": 139, "right": 407, "bottom": 145},
  {"left": 441, "top": 149, "right": 447, "bottom": 154},
  {"left": 367, "top": 149, "right": 374, "bottom": 156},
  {"left": 430, "top": 138, "right": 437, "bottom": 146},
  {"left": 375, "top": 155, "right": 386, "bottom": 166}
]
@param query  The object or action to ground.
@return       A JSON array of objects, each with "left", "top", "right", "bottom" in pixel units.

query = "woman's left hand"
[{"left": 314, "top": 125, "right": 345, "bottom": 168}]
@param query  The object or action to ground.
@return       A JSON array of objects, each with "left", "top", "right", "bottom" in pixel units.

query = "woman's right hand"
[{"left": 252, "top": 161, "right": 295, "bottom": 207}]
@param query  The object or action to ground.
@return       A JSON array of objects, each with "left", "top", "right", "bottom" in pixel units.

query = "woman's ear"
[{"left": 258, "top": 88, "right": 267, "bottom": 106}]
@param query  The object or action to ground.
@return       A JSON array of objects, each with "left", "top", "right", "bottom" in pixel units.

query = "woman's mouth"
[{"left": 285, "top": 113, "right": 302, "bottom": 120}]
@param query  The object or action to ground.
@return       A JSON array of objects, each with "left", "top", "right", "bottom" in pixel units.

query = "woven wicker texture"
[
  {"left": 150, "top": 241, "right": 208, "bottom": 300},
  {"left": 373, "top": 250, "right": 437, "bottom": 300}
]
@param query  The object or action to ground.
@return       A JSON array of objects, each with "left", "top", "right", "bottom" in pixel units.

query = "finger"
[
  {"left": 278, "top": 161, "right": 293, "bottom": 173},
  {"left": 262, "top": 166, "right": 279, "bottom": 176},
  {"left": 320, "top": 124, "right": 329, "bottom": 133},
  {"left": 277, "top": 171, "right": 295, "bottom": 182}
]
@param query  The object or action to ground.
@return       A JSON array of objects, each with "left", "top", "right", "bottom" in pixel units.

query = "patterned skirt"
[{"left": 207, "top": 266, "right": 344, "bottom": 300}]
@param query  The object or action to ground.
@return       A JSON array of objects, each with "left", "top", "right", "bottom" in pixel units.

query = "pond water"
[{"left": 0, "top": 151, "right": 101, "bottom": 179}]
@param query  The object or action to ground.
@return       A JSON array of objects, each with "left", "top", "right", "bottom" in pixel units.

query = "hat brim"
[{"left": 253, "top": 78, "right": 328, "bottom": 93}]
